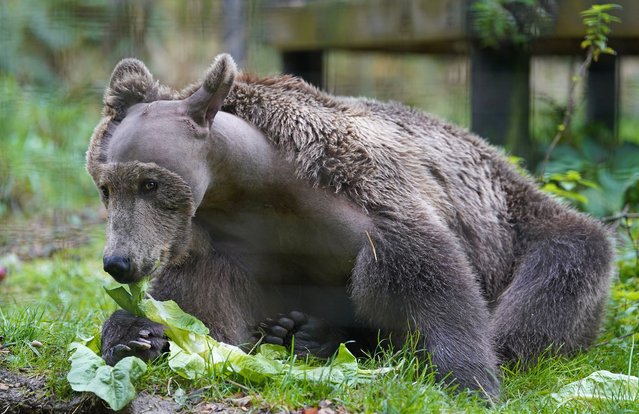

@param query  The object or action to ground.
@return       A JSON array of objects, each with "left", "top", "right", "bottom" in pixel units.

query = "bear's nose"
[{"left": 103, "top": 255, "right": 132, "bottom": 283}]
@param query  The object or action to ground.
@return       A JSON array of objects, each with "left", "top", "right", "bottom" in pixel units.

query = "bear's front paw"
[
  {"left": 252, "top": 310, "right": 340, "bottom": 358},
  {"left": 101, "top": 310, "right": 169, "bottom": 366}
]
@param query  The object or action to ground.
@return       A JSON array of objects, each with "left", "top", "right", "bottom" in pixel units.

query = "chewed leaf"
[
  {"left": 257, "top": 343, "right": 289, "bottom": 359},
  {"left": 92, "top": 357, "right": 147, "bottom": 410},
  {"left": 552, "top": 370, "right": 639, "bottom": 406},
  {"left": 231, "top": 352, "right": 283, "bottom": 383},
  {"left": 129, "top": 277, "right": 150, "bottom": 304},
  {"left": 103, "top": 285, "right": 143, "bottom": 317},
  {"left": 67, "top": 342, "right": 147, "bottom": 411},
  {"left": 75, "top": 331, "right": 101, "bottom": 354},
  {"left": 333, "top": 343, "right": 358, "bottom": 367},
  {"left": 287, "top": 344, "right": 358, "bottom": 384}
]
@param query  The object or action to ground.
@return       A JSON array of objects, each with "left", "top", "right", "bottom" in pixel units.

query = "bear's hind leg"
[
  {"left": 492, "top": 215, "right": 613, "bottom": 364},
  {"left": 352, "top": 215, "right": 501, "bottom": 397}
]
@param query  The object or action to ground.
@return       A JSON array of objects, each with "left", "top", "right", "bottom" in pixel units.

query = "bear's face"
[
  {"left": 91, "top": 99, "right": 209, "bottom": 284},
  {"left": 87, "top": 54, "right": 237, "bottom": 283},
  {"left": 94, "top": 161, "right": 194, "bottom": 283}
]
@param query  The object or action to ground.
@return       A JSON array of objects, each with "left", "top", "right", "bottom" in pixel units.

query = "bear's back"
[{"left": 337, "top": 97, "right": 538, "bottom": 299}]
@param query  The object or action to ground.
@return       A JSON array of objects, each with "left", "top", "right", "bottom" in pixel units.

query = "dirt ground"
[{"left": 0, "top": 366, "right": 192, "bottom": 414}]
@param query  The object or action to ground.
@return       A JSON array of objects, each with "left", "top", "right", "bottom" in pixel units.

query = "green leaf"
[
  {"left": 103, "top": 285, "right": 143, "bottom": 317},
  {"left": 140, "top": 298, "right": 208, "bottom": 335},
  {"left": 67, "top": 342, "right": 147, "bottom": 411},
  {"left": 67, "top": 342, "right": 105, "bottom": 387},
  {"left": 75, "top": 332, "right": 101, "bottom": 354},
  {"left": 296, "top": 343, "right": 358, "bottom": 382},
  {"left": 140, "top": 297, "right": 209, "bottom": 353},
  {"left": 167, "top": 341, "right": 207, "bottom": 380},
  {"left": 96, "top": 274, "right": 395, "bottom": 399},
  {"left": 552, "top": 370, "right": 639, "bottom": 405},
  {"left": 232, "top": 350, "right": 284, "bottom": 383},
  {"left": 257, "top": 343, "right": 289, "bottom": 359},
  {"left": 603, "top": 47, "right": 616, "bottom": 55},
  {"left": 541, "top": 183, "right": 589, "bottom": 205},
  {"left": 595, "top": 40, "right": 608, "bottom": 52},
  {"left": 129, "top": 277, "right": 150, "bottom": 304}
]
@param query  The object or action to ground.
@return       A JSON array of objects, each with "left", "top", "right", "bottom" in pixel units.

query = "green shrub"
[{"left": 0, "top": 76, "right": 100, "bottom": 217}]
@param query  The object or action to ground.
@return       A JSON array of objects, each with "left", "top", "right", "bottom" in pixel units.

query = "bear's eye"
[
  {"left": 141, "top": 179, "right": 158, "bottom": 193},
  {"left": 100, "top": 186, "right": 109, "bottom": 200}
]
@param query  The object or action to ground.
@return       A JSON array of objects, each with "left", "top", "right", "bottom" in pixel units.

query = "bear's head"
[{"left": 86, "top": 54, "right": 236, "bottom": 284}]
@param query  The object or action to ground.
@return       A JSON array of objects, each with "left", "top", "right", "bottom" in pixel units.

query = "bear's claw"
[
  {"left": 252, "top": 310, "right": 340, "bottom": 358},
  {"left": 101, "top": 310, "right": 169, "bottom": 366}
]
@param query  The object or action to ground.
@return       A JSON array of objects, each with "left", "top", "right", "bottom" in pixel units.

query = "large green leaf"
[
  {"left": 140, "top": 297, "right": 209, "bottom": 335},
  {"left": 552, "top": 370, "right": 639, "bottom": 406},
  {"left": 167, "top": 341, "right": 206, "bottom": 380},
  {"left": 140, "top": 297, "right": 209, "bottom": 354},
  {"left": 70, "top": 281, "right": 394, "bottom": 409},
  {"left": 103, "top": 285, "right": 142, "bottom": 317},
  {"left": 67, "top": 343, "right": 147, "bottom": 411}
]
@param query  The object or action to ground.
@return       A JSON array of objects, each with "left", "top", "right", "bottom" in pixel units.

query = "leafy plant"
[
  {"left": 540, "top": 170, "right": 597, "bottom": 206},
  {"left": 580, "top": 4, "right": 622, "bottom": 62},
  {"left": 541, "top": 3, "right": 621, "bottom": 172},
  {"left": 67, "top": 344, "right": 147, "bottom": 411},
  {"left": 542, "top": 140, "right": 639, "bottom": 217},
  {"left": 472, "top": 0, "right": 555, "bottom": 49},
  {"left": 67, "top": 279, "right": 393, "bottom": 409},
  {"left": 552, "top": 370, "right": 638, "bottom": 407}
]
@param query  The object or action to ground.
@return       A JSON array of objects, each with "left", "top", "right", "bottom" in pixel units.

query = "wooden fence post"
[
  {"left": 470, "top": 45, "right": 536, "bottom": 167},
  {"left": 282, "top": 50, "right": 325, "bottom": 89},
  {"left": 586, "top": 54, "right": 619, "bottom": 143}
]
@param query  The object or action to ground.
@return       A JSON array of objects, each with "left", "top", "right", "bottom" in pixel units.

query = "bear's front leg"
[
  {"left": 101, "top": 310, "right": 169, "bottom": 366},
  {"left": 352, "top": 215, "right": 500, "bottom": 398}
]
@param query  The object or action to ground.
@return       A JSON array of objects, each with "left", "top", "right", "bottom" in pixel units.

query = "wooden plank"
[
  {"left": 262, "top": 0, "right": 467, "bottom": 53},
  {"left": 261, "top": 0, "right": 639, "bottom": 55}
]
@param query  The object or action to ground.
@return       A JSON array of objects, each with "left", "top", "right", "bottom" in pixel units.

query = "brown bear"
[{"left": 87, "top": 54, "right": 614, "bottom": 398}]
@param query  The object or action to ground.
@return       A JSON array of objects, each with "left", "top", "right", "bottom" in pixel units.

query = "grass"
[{"left": 0, "top": 225, "right": 638, "bottom": 413}]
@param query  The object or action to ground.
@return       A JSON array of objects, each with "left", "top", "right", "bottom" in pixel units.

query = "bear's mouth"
[{"left": 133, "top": 258, "right": 163, "bottom": 284}]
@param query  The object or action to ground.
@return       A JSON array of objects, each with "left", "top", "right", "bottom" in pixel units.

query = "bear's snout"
[{"left": 103, "top": 255, "right": 133, "bottom": 283}]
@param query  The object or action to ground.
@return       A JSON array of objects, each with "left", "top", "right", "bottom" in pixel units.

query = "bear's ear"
[
  {"left": 103, "top": 58, "right": 159, "bottom": 120},
  {"left": 185, "top": 53, "right": 237, "bottom": 126}
]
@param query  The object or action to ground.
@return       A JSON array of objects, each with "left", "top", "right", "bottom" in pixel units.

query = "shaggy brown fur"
[{"left": 88, "top": 54, "right": 614, "bottom": 398}]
